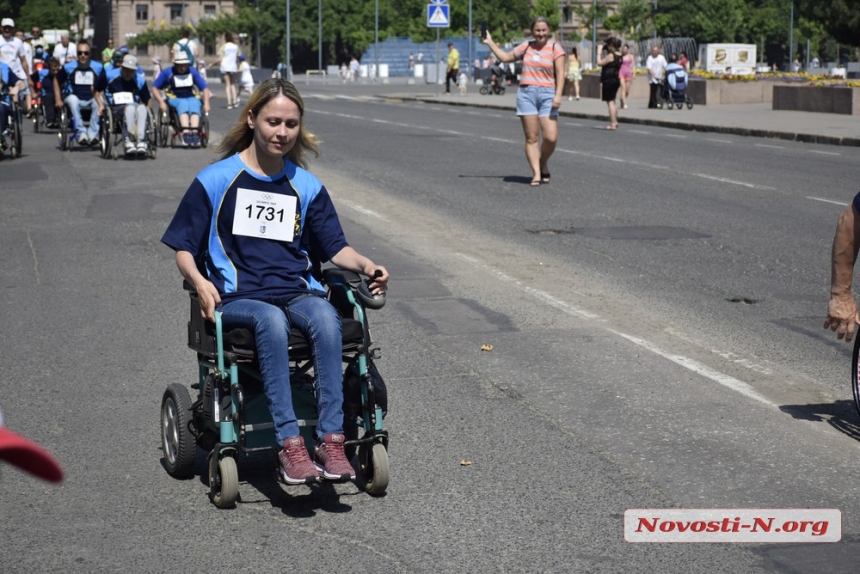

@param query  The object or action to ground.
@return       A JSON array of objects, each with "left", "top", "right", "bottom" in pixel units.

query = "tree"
[
  {"left": 691, "top": 0, "right": 747, "bottom": 43},
  {"left": 18, "top": 0, "right": 85, "bottom": 31},
  {"left": 795, "top": 0, "right": 860, "bottom": 48},
  {"left": 531, "top": 0, "right": 560, "bottom": 32}
]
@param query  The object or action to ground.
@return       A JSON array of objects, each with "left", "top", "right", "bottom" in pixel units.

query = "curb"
[{"left": 380, "top": 95, "right": 860, "bottom": 148}]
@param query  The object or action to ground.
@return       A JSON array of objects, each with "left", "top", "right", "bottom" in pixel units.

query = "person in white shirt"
[
  {"left": 172, "top": 27, "right": 199, "bottom": 67},
  {"left": 237, "top": 54, "right": 254, "bottom": 104},
  {"left": 53, "top": 34, "right": 76, "bottom": 63},
  {"left": 645, "top": 45, "right": 667, "bottom": 109},
  {"left": 0, "top": 18, "right": 33, "bottom": 113},
  {"left": 210, "top": 32, "right": 239, "bottom": 109}
]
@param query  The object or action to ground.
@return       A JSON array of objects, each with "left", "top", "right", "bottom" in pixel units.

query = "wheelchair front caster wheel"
[
  {"left": 161, "top": 384, "right": 195, "bottom": 479},
  {"left": 209, "top": 454, "right": 239, "bottom": 509},
  {"left": 359, "top": 442, "right": 389, "bottom": 496}
]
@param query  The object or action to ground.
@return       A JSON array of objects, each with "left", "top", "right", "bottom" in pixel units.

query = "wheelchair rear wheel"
[
  {"left": 209, "top": 454, "right": 239, "bottom": 509},
  {"left": 161, "top": 383, "right": 196, "bottom": 479},
  {"left": 358, "top": 442, "right": 389, "bottom": 496},
  {"left": 10, "top": 103, "right": 22, "bottom": 158},
  {"left": 479, "top": 84, "right": 489, "bottom": 95},
  {"left": 99, "top": 106, "right": 113, "bottom": 160},
  {"left": 58, "top": 108, "right": 69, "bottom": 150},
  {"left": 157, "top": 109, "right": 170, "bottom": 148},
  {"left": 146, "top": 107, "right": 158, "bottom": 159},
  {"left": 200, "top": 113, "right": 209, "bottom": 148}
]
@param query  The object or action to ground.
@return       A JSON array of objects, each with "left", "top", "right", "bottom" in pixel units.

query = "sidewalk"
[{"left": 377, "top": 84, "right": 860, "bottom": 147}]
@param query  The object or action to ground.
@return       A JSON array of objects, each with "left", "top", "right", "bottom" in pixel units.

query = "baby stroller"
[
  {"left": 479, "top": 65, "right": 506, "bottom": 96},
  {"left": 659, "top": 65, "right": 693, "bottom": 110}
]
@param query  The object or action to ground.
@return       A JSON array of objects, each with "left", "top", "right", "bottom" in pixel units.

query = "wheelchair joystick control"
[{"left": 357, "top": 269, "right": 386, "bottom": 310}]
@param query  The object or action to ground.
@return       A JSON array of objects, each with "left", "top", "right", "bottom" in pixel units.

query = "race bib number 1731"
[{"left": 232, "top": 188, "right": 297, "bottom": 242}]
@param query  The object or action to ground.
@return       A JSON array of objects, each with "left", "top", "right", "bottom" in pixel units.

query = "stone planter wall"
[
  {"left": 772, "top": 86, "right": 860, "bottom": 115},
  {"left": 577, "top": 75, "right": 799, "bottom": 106}
]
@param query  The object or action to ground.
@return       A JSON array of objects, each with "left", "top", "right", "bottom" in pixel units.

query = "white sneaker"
[
  {"left": 124, "top": 140, "right": 136, "bottom": 156},
  {"left": 136, "top": 141, "right": 148, "bottom": 155}
]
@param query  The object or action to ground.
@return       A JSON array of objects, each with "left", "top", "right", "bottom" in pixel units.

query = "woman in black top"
[{"left": 597, "top": 37, "right": 622, "bottom": 130}]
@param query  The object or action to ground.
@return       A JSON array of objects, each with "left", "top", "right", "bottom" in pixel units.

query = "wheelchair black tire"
[
  {"left": 479, "top": 84, "right": 489, "bottom": 95},
  {"left": 358, "top": 442, "right": 389, "bottom": 496},
  {"left": 161, "top": 383, "right": 196, "bottom": 479},
  {"left": 852, "top": 335, "right": 860, "bottom": 420},
  {"left": 200, "top": 114, "right": 209, "bottom": 148},
  {"left": 33, "top": 105, "right": 41, "bottom": 133},
  {"left": 100, "top": 106, "right": 113, "bottom": 159},
  {"left": 58, "top": 108, "right": 69, "bottom": 150},
  {"left": 11, "top": 105, "right": 22, "bottom": 158},
  {"left": 209, "top": 454, "right": 239, "bottom": 509}
]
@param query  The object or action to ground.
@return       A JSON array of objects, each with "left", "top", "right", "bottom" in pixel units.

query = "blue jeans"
[
  {"left": 219, "top": 294, "right": 344, "bottom": 444},
  {"left": 64, "top": 94, "right": 100, "bottom": 139}
]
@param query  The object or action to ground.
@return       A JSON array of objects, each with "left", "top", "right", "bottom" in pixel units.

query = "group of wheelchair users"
[{"left": 1, "top": 34, "right": 210, "bottom": 159}]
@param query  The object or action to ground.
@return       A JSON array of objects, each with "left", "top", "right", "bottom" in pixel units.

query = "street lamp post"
[
  {"left": 285, "top": 0, "right": 291, "bottom": 81},
  {"left": 318, "top": 0, "right": 322, "bottom": 75},
  {"left": 592, "top": 0, "right": 597, "bottom": 66},
  {"left": 374, "top": 0, "right": 379, "bottom": 82},
  {"left": 788, "top": 1, "right": 794, "bottom": 72}
]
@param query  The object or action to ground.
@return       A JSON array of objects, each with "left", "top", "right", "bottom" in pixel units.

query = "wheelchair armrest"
[{"left": 322, "top": 268, "right": 386, "bottom": 310}]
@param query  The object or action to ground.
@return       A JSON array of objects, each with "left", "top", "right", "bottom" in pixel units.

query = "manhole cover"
[{"left": 574, "top": 226, "right": 710, "bottom": 240}]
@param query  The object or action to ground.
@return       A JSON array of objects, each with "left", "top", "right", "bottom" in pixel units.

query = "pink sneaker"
[
  {"left": 314, "top": 433, "right": 355, "bottom": 482},
  {"left": 278, "top": 436, "right": 320, "bottom": 485}
]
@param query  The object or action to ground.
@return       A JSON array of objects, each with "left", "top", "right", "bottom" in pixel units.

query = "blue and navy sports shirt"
[
  {"left": 153, "top": 65, "right": 207, "bottom": 99},
  {"left": 106, "top": 73, "right": 150, "bottom": 106},
  {"left": 161, "top": 154, "right": 348, "bottom": 304},
  {"left": 58, "top": 60, "right": 103, "bottom": 100},
  {"left": 0, "top": 61, "right": 21, "bottom": 103}
]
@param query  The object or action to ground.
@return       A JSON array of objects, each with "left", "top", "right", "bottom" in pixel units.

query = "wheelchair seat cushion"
[{"left": 224, "top": 318, "right": 364, "bottom": 359}]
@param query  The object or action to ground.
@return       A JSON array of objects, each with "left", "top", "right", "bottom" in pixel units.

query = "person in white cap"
[
  {"left": 0, "top": 408, "right": 63, "bottom": 483},
  {"left": 104, "top": 54, "right": 152, "bottom": 156},
  {"left": 152, "top": 54, "right": 210, "bottom": 146},
  {"left": 0, "top": 18, "right": 34, "bottom": 114}
]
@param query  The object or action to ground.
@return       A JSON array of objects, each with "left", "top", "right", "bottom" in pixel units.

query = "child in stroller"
[
  {"left": 479, "top": 60, "right": 506, "bottom": 95},
  {"left": 659, "top": 54, "right": 693, "bottom": 110}
]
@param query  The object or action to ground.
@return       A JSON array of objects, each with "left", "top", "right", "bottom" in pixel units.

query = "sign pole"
[{"left": 435, "top": 28, "right": 440, "bottom": 97}]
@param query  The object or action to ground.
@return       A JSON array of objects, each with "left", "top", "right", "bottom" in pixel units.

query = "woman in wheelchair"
[
  {"left": 0, "top": 61, "right": 24, "bottom": 151},
  {"left": 161, "top": 78, "right": 389, "bottom": 485}
]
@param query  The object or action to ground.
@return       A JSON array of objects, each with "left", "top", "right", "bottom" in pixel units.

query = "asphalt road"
[{"left": 1, "top": 87, "right": 860, "bottom": 572}]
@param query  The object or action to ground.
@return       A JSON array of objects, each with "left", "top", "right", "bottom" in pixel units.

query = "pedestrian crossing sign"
[{"left": 427, "top": 3, "right": 450, "bottom": 28}]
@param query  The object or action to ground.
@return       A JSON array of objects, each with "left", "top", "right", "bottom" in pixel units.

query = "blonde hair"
[{"left": 216, "top": 78, "right": 320, "bottom": 169}]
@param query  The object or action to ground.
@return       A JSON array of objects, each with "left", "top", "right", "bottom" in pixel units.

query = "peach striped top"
[{"left": 513, "top": 40, "right": 565, "bottom": 88}]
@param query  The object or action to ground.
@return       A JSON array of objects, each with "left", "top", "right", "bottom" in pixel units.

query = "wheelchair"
[
  {"left": 160, "top": 268, "right": 390, "bottom": 509},
  {"left": 57, "top": 101, "right": 98, "bottom": 151},
  {"left": 0, "top": 90, "right": 23, "bottom": 159},
  {"left": 98, "top": 104, "right": 157, "bottom": 160},
  {"left": 156, "top": 99, "right": 209, "bottom": 148}
]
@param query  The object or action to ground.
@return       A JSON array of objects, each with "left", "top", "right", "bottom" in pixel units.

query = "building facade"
[{"left": 108, "top": 0, "right": 235, "bottom": 67}]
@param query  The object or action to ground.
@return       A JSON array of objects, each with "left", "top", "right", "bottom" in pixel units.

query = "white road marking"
[
  {"left": 454, "top": 253, "right": 600, "bottom": 319},
  {"left": 755, "top": 144, "right": 784, "bottom": 149},
  {"left": 809, "top": 150, "right": 840, "bottom": 156},
  {"left": 693, "top": 173, "right": 776, "bottom": 190},
  {"left": 331, "top": 198, "right": 388, "bottom": 221},
  {"left": 609, "top": 330, "right": 777, "bottom": 407},
  {"left": 707, "top": 139, "right": 733, "bottom": 143},
  {"left": 807, "top": 196, "right": 846, "bottom": 206},
  {"left": 665, "top": 134, "right": 688, "bottom": 139},
  {"left": 454, "top": 251, "right": 772, "bottom": 407},
  {"left": 566, "top": 122, "right": 584, "bottom": 127},
  {"left": 629, "top": 130, "right": 651, "bottom": 134},
  {"left": 482, "top": 136, "right": 517, "bottom": 144}
]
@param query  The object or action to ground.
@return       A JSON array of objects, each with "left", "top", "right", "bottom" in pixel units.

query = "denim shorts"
[
  {"left": 168, "top": 96, "right": 203, "bottom": 116},
  {"left": 516, "top": 85, "right": 558, "bottom": 118}
]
